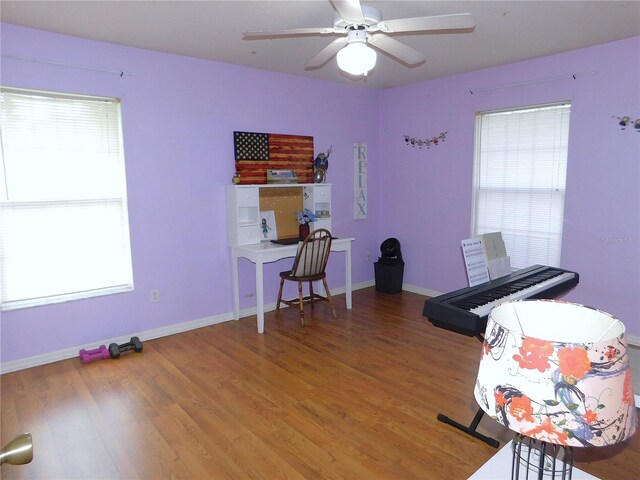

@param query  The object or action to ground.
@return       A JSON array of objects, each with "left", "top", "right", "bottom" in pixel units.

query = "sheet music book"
[
  {"left": 480, "top": 232, "right": 511, "bottom": 279},
  {"left": 462, "top": 232, "right": 512, "bottom": 286},
  {"left": 488, "top": 256, "right": 512, "bottom": 279},
  {"left": 462, "top": 237, "right": 490, "bottom": 286},
  {"left": 480, "top": 232, "right": 506, "bottom": 260}
]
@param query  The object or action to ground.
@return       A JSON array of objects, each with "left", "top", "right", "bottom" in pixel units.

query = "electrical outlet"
[
  {"left": 151, "top": 289, "right": 160, "bottom": 302},
  {"left": 366, "top": 251, "right": 372, "bottom": 260}
]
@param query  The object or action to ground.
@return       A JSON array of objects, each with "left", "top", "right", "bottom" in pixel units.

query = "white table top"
[{"left": 234, "top": 237, "right": 354, "bottom": 262}]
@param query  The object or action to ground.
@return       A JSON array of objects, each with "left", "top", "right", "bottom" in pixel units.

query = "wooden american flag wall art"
[{"left": 233, "top": 131, "right": 314, "bottom": 184}]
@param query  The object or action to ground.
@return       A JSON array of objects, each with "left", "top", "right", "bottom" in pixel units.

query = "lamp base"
[{"left": 512, "top": 433, "right": 574, "bottom": 480}]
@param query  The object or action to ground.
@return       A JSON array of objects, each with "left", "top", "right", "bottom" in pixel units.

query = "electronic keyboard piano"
[
  {"left": 423, "top": 265, "right": 579, "bottom": 337},
  {"left": 422, "top": 264, "right": 579, "bottom": 448}
]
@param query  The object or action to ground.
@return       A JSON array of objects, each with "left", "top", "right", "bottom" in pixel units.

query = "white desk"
[{"left": 230, "top": 237, "right": 355, "bottom": 333}]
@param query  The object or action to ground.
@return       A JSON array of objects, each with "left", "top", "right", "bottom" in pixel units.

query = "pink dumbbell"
[{"left": 79, "top": 345, "right": 110, "bottom": 364}]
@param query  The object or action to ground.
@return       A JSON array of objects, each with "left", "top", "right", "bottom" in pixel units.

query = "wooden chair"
[{"left": 275, "top": 228, "right": 337, "bottom": 326}]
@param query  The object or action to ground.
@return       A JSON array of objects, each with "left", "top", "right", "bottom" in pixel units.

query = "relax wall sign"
[{"left": 354, "top": 143, "right": 367, "bottom": 220}]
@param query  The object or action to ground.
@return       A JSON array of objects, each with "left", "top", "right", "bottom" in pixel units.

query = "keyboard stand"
[{"left": 436, "top": 334, "right": 500, "bottom": 448}]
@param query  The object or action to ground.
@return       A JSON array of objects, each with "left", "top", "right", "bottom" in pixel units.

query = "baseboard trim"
[
  {"left": 0, "top": 311, "right": 234, "bottom": 375},
  {"left": 353, "top": 279, "right": 376, "bottom": 291},
  {"left": 401, "top": 283, "right": 443, "bottom": 298},
  {"left": 0, "top": 280, "right": 376, "bottom": 374}
]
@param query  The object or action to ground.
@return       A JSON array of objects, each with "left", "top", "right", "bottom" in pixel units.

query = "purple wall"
[
  {"left": 0, "top": 24, "right": 380, "bottom": 363},
  {"left": 378, "top": 36, "right": 640, "bottom": 337},
  {"left": 1, "top": 24, "right": 638, "bottom": 366}
]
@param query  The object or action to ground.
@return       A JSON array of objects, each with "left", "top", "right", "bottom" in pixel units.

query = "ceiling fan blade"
[
  {"left": 330, "top": 0, "right": 364, "bottom": 23},
  {"left": 243, "top": 27, "right": 337, "bottom": 39},
  {"left": 305, "top": 38, "right": 348, "bottom": 70},
  {"left": 378, "top": 13, "right": 475, "bottom": 34},
  {"left": 368, "top": 34, "right": 425, "bottom": 66}
]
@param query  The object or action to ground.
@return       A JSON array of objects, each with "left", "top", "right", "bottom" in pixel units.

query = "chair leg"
[
  {"left": 276, "top": 277, "right": 285, "bottom": 318},
  {"left": 309, "top": 281, "right": 315, "bottom": 310},
  {"left": 322, "top": 278, "right": 337, "bottom": 319},
  {"left": 297, "top": 281, "right": 305, "bottom": 326}
]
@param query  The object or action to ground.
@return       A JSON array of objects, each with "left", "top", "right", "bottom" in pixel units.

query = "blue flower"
[{"left": 295, "top": 208, "right": 317, "bottom": 225}]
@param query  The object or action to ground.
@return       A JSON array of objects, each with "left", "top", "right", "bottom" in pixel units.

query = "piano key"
[
  {"left": 470, "top": 272, "right": 576, "bottom": 318},
  {"left": 422, "top": 265, "right": 579, "bottom": 337}
]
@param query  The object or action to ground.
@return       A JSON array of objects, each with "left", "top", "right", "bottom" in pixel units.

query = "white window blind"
[
  {"left": 0, "top": 87, "right": 133, "bottom": 310},
  {"left": 471, "top": 102, "right": 571, "bottom": 270}
]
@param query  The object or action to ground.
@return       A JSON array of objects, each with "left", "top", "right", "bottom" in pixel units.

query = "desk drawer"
[
  {"left": 235, "top": 187, "right": 259, "bottom": 207},
  {"left": 238, "top": 225, "right": 260, "bottom": 245},
  {"left": 313, "top": 185, "right": 331, "bottom": 200}
]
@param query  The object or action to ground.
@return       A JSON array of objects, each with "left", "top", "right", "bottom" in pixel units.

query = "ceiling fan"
[{"left": 243, "top": 0, "right": 475, "bottom": 77}]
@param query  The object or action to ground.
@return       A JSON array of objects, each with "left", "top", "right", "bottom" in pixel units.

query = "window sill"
[{"left": 1, "top": 284, "right": 134, "bottom": 312}]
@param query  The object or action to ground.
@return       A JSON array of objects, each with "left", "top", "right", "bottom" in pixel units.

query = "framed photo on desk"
[{"left": 259, "top": 210, "right": 277, "bottom": 240}]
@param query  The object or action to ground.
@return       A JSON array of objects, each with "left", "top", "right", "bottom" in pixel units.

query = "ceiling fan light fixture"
[
  {"left": 244, "top": 0, "right": 475, "bottom": 79},
  {"left": 336, "top": 41, "right": 377, "bottom": 76}
]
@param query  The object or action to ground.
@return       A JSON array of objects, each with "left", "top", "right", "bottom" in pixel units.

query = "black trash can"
[{"left": 374, "top": 238, "right": 404, "bottom": 294}]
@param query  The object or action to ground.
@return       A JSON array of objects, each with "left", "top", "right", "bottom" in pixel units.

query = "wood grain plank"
[{"left": 1, "top": 288, "right": 638, "bottom": 479}]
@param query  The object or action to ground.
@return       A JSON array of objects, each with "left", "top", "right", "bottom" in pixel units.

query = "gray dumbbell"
[{"left": 108, "top": 336, "right": 143, "bottom": 359}]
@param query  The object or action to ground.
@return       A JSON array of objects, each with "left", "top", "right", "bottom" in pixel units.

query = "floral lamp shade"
[{"left": 474, "top": 300, "right": 637, "bottom": 447}]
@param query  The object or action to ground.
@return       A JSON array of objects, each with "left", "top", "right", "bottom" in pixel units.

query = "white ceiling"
[{"left": 2, "top": 1, "right": 639, "bottom": 89}]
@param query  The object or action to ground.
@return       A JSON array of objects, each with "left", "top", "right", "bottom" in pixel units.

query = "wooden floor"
[{"left": 1, "top": 288, "right": 638, "bottom": 479}]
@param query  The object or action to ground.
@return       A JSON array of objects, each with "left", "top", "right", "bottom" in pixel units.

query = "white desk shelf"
[
  {"left": 226, "top": 183, "right": 332, "bottom": 246},
  {"left": 226, "top": 183, "right": 351, "bottom": 333},
  {"left": 303, "top": 184, "right": 331, "bottom": 231}
]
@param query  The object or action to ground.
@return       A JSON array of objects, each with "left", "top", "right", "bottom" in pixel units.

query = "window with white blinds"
[
  {"left": 0, "top": 87, "right": 133, "bottom": 310},
  {"left": 471, "top": 102, "right": 571, "bottom": 270}
]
